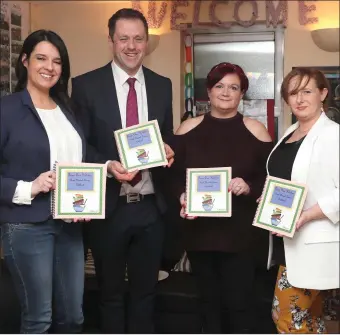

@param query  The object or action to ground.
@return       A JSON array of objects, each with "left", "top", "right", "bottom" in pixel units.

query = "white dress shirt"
[
  {"left": 12, "top": 105, "right": 83, "bottom": 204},
  {"left": 111, "top": 61, "right": 155, "bottom": 196}
]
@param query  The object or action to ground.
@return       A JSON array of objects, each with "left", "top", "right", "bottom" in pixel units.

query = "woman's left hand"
[
  {"left": 296, "top": 210, "right": 311, "bottom": 230},
  {"left": 296, "top": 204, "right": 325, "bottom": 231},
  {"left": 272, "top": 208, "right": 316, "bottom": 237},
  {"left": 271, "top": 231, "right": 283, "bottom": 237},
  {"left": 228, "top": 178, "right": 250, "bottom": 196},
  {"left": 72, "top": 218, "right": 91, "bottom": 223}
]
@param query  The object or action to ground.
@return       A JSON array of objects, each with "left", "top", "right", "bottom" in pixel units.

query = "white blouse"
[{"left": 12, "top": 105, "right": 82, "bottom": 205}]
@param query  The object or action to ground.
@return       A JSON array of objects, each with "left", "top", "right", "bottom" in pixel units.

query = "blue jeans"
[{"left": 1, "top": 219, "right": 84, "bottom": 333}]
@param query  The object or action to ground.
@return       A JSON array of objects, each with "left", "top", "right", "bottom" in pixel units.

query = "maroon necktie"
[{"left": 126, "top": 77, "right": 142, "bottom": 186}]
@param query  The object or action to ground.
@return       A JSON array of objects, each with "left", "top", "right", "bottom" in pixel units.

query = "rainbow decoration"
[{"left": 184, "top": 33, "right": 194, "bottom": 119}]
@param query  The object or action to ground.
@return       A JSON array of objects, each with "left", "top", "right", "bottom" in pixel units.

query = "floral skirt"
[{"left": 272, "top": 265, "right": 327, "bottom": 334}]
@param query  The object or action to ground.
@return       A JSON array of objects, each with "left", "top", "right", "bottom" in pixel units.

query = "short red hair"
[
  {"left": 206, "top": 62, "right": 249, "bottom": 93},
  {"left": 281, "top": 67, "right": 331, "bottom": 111}
]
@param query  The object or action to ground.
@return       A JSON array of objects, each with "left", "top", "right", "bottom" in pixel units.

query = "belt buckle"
[{"left": 126, "top": 193, "right": 141, "bottom": 203}]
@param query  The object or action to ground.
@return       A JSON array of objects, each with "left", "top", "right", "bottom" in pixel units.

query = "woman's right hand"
[
  {"left": 31, "top": 171, "right": 56, "bottom": 198},
  {"left": 180, "top": 192, "right": 197, "bottom": 220}
]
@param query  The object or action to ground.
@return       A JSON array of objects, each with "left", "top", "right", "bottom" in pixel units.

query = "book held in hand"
[
  {"left": 114, "top": 120, "right": 168, "bottom": 172},
  {"left": 52, "top": 163, "right": 107, "bottom": 219},
  {"left": 185, "top": 167, "right": 232, "bottom": 217},
  {"left": 252, "top": 176, "right": 308, "bottom": 238}
]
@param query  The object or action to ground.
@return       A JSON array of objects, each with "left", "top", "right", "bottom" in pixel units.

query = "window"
[{"left": 192, "top": 26, "right": 284, "bottom": 139}]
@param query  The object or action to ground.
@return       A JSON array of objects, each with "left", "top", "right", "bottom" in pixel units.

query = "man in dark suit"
[{"left": 71, "top": 8, "right": 174, "bottom": 334}]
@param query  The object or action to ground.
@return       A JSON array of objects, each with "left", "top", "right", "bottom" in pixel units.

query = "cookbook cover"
[
  {"left": 52, "top": 163, "right": 107, "bottom": 219},
  {"left": 253, "top": 176, "right": 308, "bottom": 238},
  {"left": 185, "top": 167, "right": 232, "bottom": 217},
  {"left": 114, "top": 120, "right": 167, "bottom": 172}
]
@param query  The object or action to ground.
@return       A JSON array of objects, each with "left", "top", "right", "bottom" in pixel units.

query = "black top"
[
  {"left": 267, "top": 132, "right": 306, "bottom": 265},
  {"left": 170, "top": 112, "right": 273, "bottom": 257}
]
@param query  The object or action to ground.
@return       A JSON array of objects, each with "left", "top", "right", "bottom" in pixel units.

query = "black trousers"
[
  {"left": 187, "top": 251, "right": 256, "bottom": 334},
  {"left": 87, "top": 195, "right": 164, "bottom": 334}
]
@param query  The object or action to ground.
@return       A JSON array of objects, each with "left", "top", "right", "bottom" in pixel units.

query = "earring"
[
  {"left": 321, "top": 102, "right": 324, "bottom": 113},
  {"left": 207, "top": 100, "right": 211, "bottom": 112}
]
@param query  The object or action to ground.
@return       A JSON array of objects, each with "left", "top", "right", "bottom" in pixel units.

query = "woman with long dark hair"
[{"left": 0, "top": 30, "right": 85, "bottom": 333}]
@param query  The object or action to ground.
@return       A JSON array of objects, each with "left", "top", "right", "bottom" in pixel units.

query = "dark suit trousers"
[
  {"left": 187, "top": 251, "right": 256, "bottom": 334},
  {"left": 87, "top": 195, "right": 164, "bottom": 334}
]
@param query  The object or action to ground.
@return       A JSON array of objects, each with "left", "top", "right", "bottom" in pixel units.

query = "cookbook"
[
  {"left": 185, "top": 167, "right": 232, "bottom": 217},
  {"left": 253, "top": 176, "right": 308, "bottom": 238},
  {"left": 52, "top": 163, "right": 107, "bottom": 219},
  {"left": 114, "top": 120, "right": 168, "bottom": 172}
]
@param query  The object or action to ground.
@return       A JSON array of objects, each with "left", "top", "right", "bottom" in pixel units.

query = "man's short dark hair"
[{"left": 108, "top": 8, "right": 149, "bottom": 39}]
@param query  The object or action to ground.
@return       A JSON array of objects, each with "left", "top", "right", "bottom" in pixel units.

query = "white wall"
[
  {"left": 31, "top": 1, "right": 182, "bottom": 130},
  {"left": 30, "top": 1, "right": 339, "bottom": 131}
]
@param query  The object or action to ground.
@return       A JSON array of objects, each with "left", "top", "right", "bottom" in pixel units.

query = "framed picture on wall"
[{"left": 291, "top": 66, "right": 340, "bottom": 124}]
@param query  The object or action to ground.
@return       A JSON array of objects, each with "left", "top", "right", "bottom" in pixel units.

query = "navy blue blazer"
[{"left": 0, "top": 89, "right": 86, "bottom": 223}]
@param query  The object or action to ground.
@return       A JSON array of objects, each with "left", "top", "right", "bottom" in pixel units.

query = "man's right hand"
[
  {"left": 31, "top": 171, "right": 56, "bottom": 198},
  {"left": 107, "top": 160, "right": 139, "bottom": 183}
]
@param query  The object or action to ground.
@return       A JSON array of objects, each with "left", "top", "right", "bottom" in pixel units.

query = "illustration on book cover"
[
  {"left": 73, "top": 194, "right": 87, "bottom": 212},
  {"left": 202, "top": 194, "right": 215, "bottom": 211},
  {"left": 271, "top": 207, "right": 284, "bottom": 226},
  {"left": 136, "top": 148, "right": 149, "bottom": 164}
]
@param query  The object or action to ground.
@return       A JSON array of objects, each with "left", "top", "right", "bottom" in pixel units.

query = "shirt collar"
[{"left": 111, "top": 60, "right": 145, "bottom": 87}]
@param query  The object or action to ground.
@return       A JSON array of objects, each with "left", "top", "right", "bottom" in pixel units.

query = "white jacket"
[{"left": 266, "top": 112, "right": 339, "bottom": 290}]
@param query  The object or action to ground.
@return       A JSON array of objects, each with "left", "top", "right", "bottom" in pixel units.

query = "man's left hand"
[{"left": 164, "top": 143, "right": 174, "bottom": 167}]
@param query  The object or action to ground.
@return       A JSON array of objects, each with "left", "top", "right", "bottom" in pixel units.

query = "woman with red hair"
[
  {"left": 170, "top": 62, "right": 273, "bottom": 333},
  {"left": 267, "top": 67, "right": 339, "bottom": 334}
]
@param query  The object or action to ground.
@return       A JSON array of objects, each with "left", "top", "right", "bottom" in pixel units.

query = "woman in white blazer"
[{"left": 266, "top": 67, "right": 339, "bottom": 334}]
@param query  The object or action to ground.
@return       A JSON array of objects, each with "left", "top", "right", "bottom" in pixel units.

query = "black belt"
[{"left": 118, "top": 193, "right": 155, "bottom": 204}]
